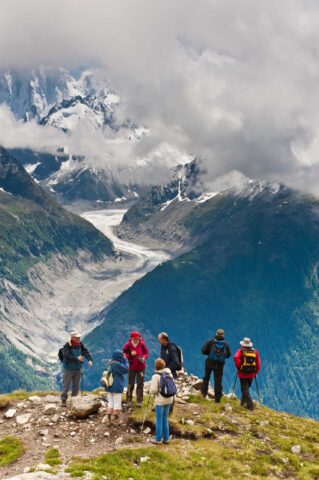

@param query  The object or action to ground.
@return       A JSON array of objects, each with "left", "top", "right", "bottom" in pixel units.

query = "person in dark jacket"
[
  {"left": 200, "top": 328, "right": 231, "bottom": 403},
  {"left": 61, "top": 331, "right": 93, "bottom": 405},
  {"left": 123, "top": 331, "right": 149, "bottom": 408},
  {"left": 158, "top": 332, "right": 181, "bottom": 379},
  {"left": 103, "top": 350, "right": 129, "bottom": 425},
  {"left": 234, "top": 337, "right": 261, "bottom": 411}
]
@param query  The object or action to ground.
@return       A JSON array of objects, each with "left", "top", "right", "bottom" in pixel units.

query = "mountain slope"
[
  {"left": 86, "top": 184, "right": 319, "bottom": 419},
  {"left": 0, "top": 147, "right": 114, "bottom": 391},
  {"left": 0, "top": 147, "right": 113, "bottom": 286},
  {"left": 117, "top": 159, "right": 205, "bottom": 251}
]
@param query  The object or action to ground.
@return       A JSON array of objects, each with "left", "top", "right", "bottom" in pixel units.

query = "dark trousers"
[
  {"left": 240, "top": 378, "right": 254, "bottom": 410},
  {"left": 201, "top": 361, "right": 224, "bottom": 402},
  {"left": 61, "top": 369, "right": 82, "bottom": 402},
  {"left": 127, "top": 370, "right": 144, "bottom": 403}
]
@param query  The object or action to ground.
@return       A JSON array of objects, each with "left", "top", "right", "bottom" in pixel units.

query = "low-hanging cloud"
[{"left": 2, "top": 0, "right": 319, "bottom": 192}]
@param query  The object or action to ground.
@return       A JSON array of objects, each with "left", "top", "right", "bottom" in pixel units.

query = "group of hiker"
[{"left": 60, "top": 328, "right": 261, "bottom": 444}]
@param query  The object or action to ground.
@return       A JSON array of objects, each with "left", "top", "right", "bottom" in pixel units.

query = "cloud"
[{"left": 2, "top": 1, "right": 319, "bottom": 192}]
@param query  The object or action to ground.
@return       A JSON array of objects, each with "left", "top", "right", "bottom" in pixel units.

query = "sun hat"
[
  {"left": 240, "top": 337, "right": 253, "bottom": 348},
  {"left": 70, "top": 331, "right": 81, "bottom": 338}
]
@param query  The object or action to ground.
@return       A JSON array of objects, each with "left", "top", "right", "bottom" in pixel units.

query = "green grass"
[
  {"left": 0, "top": 390, "right": 58, "bottom": 402},
  {"left": 45, "top": 448, "right": 61, "bottom": 467},
  {"left": 0, "top": 436, "right": 24, "bottom": 467},
  {"left": 65, "top": 435, "right": 319, "bottom": 480}
]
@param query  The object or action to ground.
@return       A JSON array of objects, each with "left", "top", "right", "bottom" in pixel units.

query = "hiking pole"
[
  {"left": 140, "top": 392, "right": 151, "bottom": 434},
  {"left": 254, "top": 377, "right": 262, "bottom": 403}
]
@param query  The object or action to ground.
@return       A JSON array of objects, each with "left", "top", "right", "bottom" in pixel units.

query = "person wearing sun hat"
[
  {"left": 234, "top": 337, "right": 261, "bottom": 410},
  {"left": 61, "top": 331, "right": 93, "bottom": 406},
  {"left": 123, "top": 331, "right": 149, "bottom": 408}
]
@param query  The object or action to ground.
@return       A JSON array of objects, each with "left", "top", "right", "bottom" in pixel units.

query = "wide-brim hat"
[
  {"left": 70, "top": 331, "right": 81, "bottom": 338},
  {"left": 240, "top": 337, "right": 253, "bottom": 348}
]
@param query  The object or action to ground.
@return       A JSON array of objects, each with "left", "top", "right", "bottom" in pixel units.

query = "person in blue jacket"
[{"left": 104, "top": 350, "right": 129, "bottom": 425}]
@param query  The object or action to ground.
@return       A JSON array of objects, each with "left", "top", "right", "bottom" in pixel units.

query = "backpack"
[
  {"left": 159, "top": 372, "right": 177, "bottom": 398},
  {"left": 209, "top": 340, "right": 227, "bottom": 363},
  {"left": 58, "top": 348, "right": 64, "bottom": 362},
  {"left": 171, "top": 343, "right": 183, "bottom": 370},
  {"left": 240, "top": 349, "right": 257, "bottom": 374},
  {"left": 101, "top": 368, "right": 114, "bottom": 388},
  {"left": 59, "top": 342, "right": 83, "bottom": 362}
]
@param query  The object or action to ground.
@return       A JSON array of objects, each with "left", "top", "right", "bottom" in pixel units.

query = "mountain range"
[
  {"left": 0, "top": 66, "right": 148, "bottom": 204},
  {"left": 86, "top": 177, "right": 319, "bottom": 419}
]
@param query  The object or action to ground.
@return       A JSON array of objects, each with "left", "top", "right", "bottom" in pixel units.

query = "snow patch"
[
  {"left": 0, "top": 187, "right": 12, "bottom": 195},
  {"left": 25, "top": 162, "right": 41, "bottom": 174}
]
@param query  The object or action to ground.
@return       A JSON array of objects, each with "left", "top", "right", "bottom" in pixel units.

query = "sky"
[{"left": 1, "top": 0, "right": 319, "bottom": 192}]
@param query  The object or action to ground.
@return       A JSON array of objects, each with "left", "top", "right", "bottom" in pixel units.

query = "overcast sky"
[{"left": 1, "top": 0, "right": 319, "bottom": 192}]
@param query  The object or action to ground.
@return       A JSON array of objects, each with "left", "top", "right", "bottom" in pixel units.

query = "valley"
[{"left": 1, "top": 208, "right": 170, "bottom": 365}]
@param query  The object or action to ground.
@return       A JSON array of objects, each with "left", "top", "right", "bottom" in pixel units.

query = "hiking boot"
[
  {"left": 61, "top": 401, "right": 67, "bottom": 407},
  {"left": 163, "top": 441, "right": 170, "bottom": 445},
  {"left": 150, "top": 439, "right": 162, "bottom": 445},
  {"left": 137, "top": 402, "right": 142, "bottom": 408}
]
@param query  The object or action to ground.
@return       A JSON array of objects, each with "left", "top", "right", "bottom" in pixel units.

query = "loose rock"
[
  {"left": 69, "top": 396, "right": 101, "bottom": 418},
  {"left": 4, "top": 408, "right": 17, "bottom": 419},
  {"left": 43, "top": 404, "right": 57, "bottom": 415},
  {"left": 16, "top": 413, "right": 32, "bottom": 425}
]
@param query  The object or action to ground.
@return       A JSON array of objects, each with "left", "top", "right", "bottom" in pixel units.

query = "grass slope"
[{"left": 66, "top": 396, "right": 319, "bottom": 479}]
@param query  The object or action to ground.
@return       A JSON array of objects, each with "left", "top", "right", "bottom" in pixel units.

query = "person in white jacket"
[{"left": 149, "top": 358, "right": 174, "bottom": 444}]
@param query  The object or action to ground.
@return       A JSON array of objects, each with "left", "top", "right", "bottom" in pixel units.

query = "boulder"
[
  {"left": 43, "top": 404, "right": 57, "bottom": 415},
  {"left": 16, "top": 413, "right": 32, "bottom": 425},
  {"left": 69, "top": 396, "right": 102, "bottom": 418},
  {"left": 4, "top": 408, "right": 17, "bottom": 419}
]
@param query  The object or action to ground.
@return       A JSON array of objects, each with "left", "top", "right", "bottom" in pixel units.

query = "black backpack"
[
  {"left": 58, "top": 347, "right": 64, "bottom": 362},
  {"left": 171, "top": 343, "right": 183, "bottom": 370}
]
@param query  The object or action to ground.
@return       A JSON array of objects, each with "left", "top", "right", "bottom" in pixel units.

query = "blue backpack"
[
  {"left": 209, "top": 340, "right": 227, "bottom": 363},
  {"left": 159, "top": 372, "right": 177, "bottom": 398}
]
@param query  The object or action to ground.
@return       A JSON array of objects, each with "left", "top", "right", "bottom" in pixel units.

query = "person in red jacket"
[
  {"left": 123, "top": 331, "right": 149, "bottom": 408},
  {"left": 234, "top": 337, "right": 261, "bottom": 411}
]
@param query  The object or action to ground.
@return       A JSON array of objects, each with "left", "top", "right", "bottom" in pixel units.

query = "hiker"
[
  {"left": 61, "top": 331, "right": 93, "bottom": 406},
  {"left": 158, "top": 332, "right": 182, "bottom": 379},
  {"left": 102, "top": 350, "right": 129, "bottom": 425},
  {"left": 234, "top": 337, "right": 261, "bottom": 411},
  {"left": 149, "top": 358, "right": 176, "bottom": 444},
  {"left": 123, "top": 331, "right": 149, "bottom": 408},
  {"left": 200, "top": 328, "right": 231, "bottom": 403}
]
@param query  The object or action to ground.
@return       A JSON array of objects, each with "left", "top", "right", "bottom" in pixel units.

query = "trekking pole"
[
  {"left": 140, "top": 392, "right": 151, "bottom": 434},
  {"left": 254, "top": 377, "right": 262, "bottom": 403}
]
